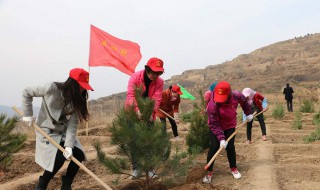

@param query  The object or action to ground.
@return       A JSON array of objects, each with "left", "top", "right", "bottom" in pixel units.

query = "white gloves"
[
  {"left": 137, "top": 110, "right": 153, "bottom": 122},
  {"left": 246, "top": 114, "right": 253, "bottom": 122},
  {"left": 22, "top": 116, "right": 33, "bottom": 126},
  {"left": 63, "top": 147, "right": 73, "bottom": 160},
  {"left": 220, "top": 140, "right": 228, "bottom": 149},
  {"left": 149, "top": 115, "right": 153, "bottom": 122},
  {"left": 137, "top": 110, "right": 142, "bottom": 118}
]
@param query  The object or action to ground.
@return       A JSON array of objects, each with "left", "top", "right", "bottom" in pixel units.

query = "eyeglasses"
[{"left": 149, "top": 70, "right": 163, "bottom": 76}]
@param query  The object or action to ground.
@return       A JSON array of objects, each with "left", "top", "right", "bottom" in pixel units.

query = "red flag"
[{"left": 89, "top": 25, "right": 142, "bottom": 75}]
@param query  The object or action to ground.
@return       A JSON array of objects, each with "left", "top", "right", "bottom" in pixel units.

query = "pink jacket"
[{"left": 125, "top": 70, "right": 164, "bottom": 120}]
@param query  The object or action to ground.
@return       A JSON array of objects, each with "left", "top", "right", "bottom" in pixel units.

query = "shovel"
[
  {"left": 204, "top": 110, "right": 265, "bottom": 170},
  {"left": 159, "top": 108, "right": 189, "bottom": 131}
]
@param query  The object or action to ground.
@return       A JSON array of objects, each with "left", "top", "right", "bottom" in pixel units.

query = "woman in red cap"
[
  {"left": 22, "top": 68, "right": 93, "bottom": 190},
  {"left": 203, "top": 81, "right": 253, "bottom": 183},
  {"left": 156, "top": 84, "right": 183, "bottom": 139},
  {"left": 125, "top": 57, "right": 164, "bottom": 179}
]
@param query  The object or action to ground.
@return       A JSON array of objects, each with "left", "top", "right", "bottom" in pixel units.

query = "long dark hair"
[{"left": 55, "top": 77, "right": 89, "bottom": 122}]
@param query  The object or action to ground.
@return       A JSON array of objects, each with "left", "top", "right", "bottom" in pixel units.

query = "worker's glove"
[
  {"left": 246, "top": 114, "right": 254, "bottom": 122},
  {"left": 137, "top": 110, "right": 142, "bottom": 119},
  {"left": 220, "top": 140, "right": 228, "bottom": 149},
  {"left": 22, "top": 116, "right": 33, "bottom": 126},
  {"left": 63, "top": 147, "right": 73, "bottom": 160},
  {"left": 149, "top": 115, "right": 154, "bottom": 122}
]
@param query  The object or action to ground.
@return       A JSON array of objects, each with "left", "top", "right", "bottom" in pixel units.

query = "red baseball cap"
[
  {"left": 172, "top": 85, "right": 183, "bottom": 95},
  {"left": 69, "top": 68, "right": 94, "bottom": 91},
  {"left": 214, "top": 81, "right": 230, "bottom": 102},
  {"left": 146, "top": 57, "right": 164, "bottom": 72}
]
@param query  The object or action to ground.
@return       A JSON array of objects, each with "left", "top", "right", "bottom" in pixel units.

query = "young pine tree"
[
  {"left": 93, "top": 89, "right": 196, "bottom": 189},
  {"left": 186, "top": 90, "right": 210, "bottom": 153},
  {"left": 0, "top": 114, "right": 27, "bottom": 168}
]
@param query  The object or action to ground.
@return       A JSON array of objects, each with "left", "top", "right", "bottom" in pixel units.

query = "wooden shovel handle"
[
  {"left": 204, "top": 110, "right": 264, "bottom": 170},
  {"left": 159, "top": 108, "right": 189, "bottom": 130}
]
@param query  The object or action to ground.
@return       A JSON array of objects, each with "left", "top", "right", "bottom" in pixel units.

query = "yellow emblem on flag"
[
  {"left": 102, "top": 41, "right": 107, "bottom": 46},
  {"left": 120, "top": 49, "right": 127, "bottom": 57},
  {"left": 111, "top": 45, "right": 117, "bottom": 51}
]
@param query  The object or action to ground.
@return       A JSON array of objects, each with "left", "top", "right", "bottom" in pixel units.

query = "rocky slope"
[{"left": 89, "top": 33, "right": 320, "bottom": 121}]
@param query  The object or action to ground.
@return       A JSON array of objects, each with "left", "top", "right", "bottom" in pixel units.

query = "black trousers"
[
  {"left": 41, "top": 141, "right": 85, "bottom": 183},
  {"left": 160, "top": 117, "right": 178, "bottom": 137},
  {"left": 246, "top": 112, "right": 266, "bottom": 141},
  {"left": 286, "top": 100, "right": 293, "bottom": 112},
  {"left": 206, "top": 128, "right": 236, "bottom": 172}
]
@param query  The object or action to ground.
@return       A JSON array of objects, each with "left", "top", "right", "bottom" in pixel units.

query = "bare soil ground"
[{"left": 1, "top": 111, "right": 319, "bottom": 190}]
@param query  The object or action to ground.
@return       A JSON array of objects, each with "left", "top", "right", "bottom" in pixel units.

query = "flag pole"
[{"left": 86, "top": 66, "right": 91, "bottom": 136}]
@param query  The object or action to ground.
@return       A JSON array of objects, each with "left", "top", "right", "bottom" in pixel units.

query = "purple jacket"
[{"left": 207, "top": 90, "right": 251, "bottom": 141}]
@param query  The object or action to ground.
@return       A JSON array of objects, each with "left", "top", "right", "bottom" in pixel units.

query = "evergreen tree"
[
  {"left": 185, "top": 90, "right": 210, "bottom": 153},
  {"left": 93, "top": 89, "right": 196, "bottom": 189},
  {"left": 0, "top": 114, "right": 27, "bottom": 168}
]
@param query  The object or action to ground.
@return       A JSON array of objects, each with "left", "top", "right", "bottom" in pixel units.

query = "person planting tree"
[
  {"left": 203, "top": 81, "right": 252, "bottom": 183},
  {"left": 242, "top": 88, "right": 268, "bottom": 144},
  {"left": 125, "top": 57, "right": 164, "bottom": 179},
  {"left": 156, "top": 84, "right": 183, "bottom": 139},
  {"left": 21, "top": 68, "right": 93, "bottom": 190}
]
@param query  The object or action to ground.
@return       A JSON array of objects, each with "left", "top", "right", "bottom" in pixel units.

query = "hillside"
[
  {"left": 1, "top": 33, "right": 320, "bottom": 190},
  {"left": 88, "top": 33, "right": 320, "bottom": 122}
]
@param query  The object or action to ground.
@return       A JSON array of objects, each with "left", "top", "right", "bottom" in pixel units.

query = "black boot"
[
  {"left": 35, "top": 176, "right": 49, "bottom": 190},
  {"left": 61, "top": 175, "right": 73, "bottom": 190}
]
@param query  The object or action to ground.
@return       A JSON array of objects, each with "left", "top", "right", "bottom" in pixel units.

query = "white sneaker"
[
  {"left": 130, "top": 169, "right": 140, "bottom": 180},
  {"left": 202, "top": 172, "right": 213, "bottom": 183},
  {"left": 148, "top": 171, "right": 158, "bottom": 179},
  {"left": 231, "top": 168, "right": 241, "bottom": 179}
]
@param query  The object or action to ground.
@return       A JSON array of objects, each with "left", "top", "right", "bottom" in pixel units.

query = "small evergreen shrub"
[
  {"left": 271, "top": 104, "right": 284, "bottom": 119},
  {"left": 0, "top": 114, "right": 27, "bottom": 168},
  {"left": 304, "top": 125, "right": 320, "bottom": 143},
  {"left": 312, "top": 110, "right": 320, "bottom": 125},
  {"left": 299, "top": 99, "right": 315, "bottom": 113},
  {"left": 93, "top": 88, "right": 196, "bottom": 189},
  {"left": 292, "top": 111, "right": 302, "bottom": 130},
  {"left": 180, "top": 111, "right": 196, "bottom": 123},
  {"left": 186, "top": 90, "right": 210, "bottom": 153}
]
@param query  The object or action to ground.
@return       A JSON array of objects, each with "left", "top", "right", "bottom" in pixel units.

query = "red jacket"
[
  {"left": 252, "top": 92, "right": 265, "bottom": 111},
  {"left": 156, "top": 89, "right": 180, "bottom": 118}
]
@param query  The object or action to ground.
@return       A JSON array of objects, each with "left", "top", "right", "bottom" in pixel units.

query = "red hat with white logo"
[
  {"left": 172, "top": 85, "right": 183, "bottom": 95},
  {"left": 69, "top": 68, "right": 94, "bottom": 91},
  {"left": 214, "top": 81, "right": 230, "bottom": 102},
  {"left": 146, "top": 57, "right": 164, "bottom": 72}
]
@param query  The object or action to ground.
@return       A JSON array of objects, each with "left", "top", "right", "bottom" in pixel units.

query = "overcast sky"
[{"left": 1, "top": 0, "right": 320, "bottom": 107}]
